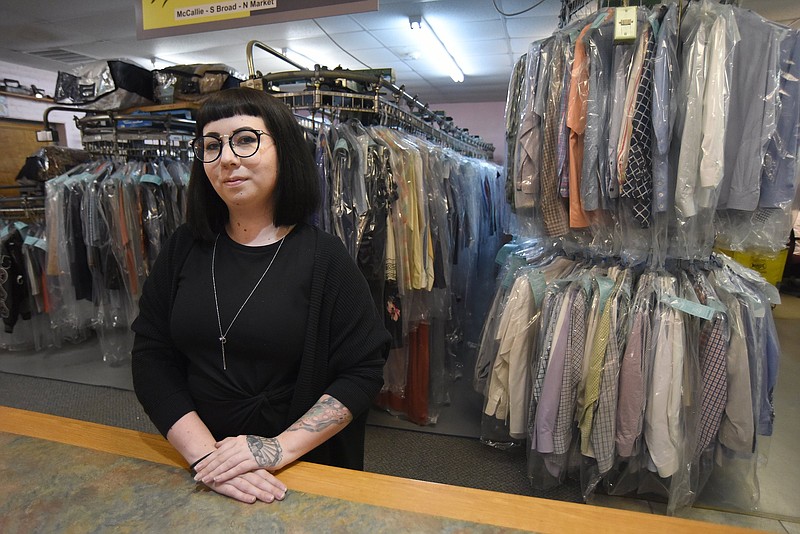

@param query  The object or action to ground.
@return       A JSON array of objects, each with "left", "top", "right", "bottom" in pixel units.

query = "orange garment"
[
  {"left": 375, "top": 322, "right": 431, "bottom": 425},
  {"left": 567, "top": 23, "right": 594, "bottom": 229},
  {"left": 405, "top": 322, "right": 430, "bottom": 425}
]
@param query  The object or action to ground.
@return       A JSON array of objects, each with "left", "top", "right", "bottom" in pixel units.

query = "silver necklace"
[{"left": 211, "top": 233, "right": 285, "bottom": 370}]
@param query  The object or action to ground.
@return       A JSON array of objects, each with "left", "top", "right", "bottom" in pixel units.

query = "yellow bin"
[
  {"left": 714, "top": 247, "right": 788, "bottom": 286},
  {"left": 750, "top": 248, "right": 789, "bottom": 286}
]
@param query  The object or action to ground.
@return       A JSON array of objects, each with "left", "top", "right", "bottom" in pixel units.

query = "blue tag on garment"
[
  {"left": 660, "top": 295, "right": 717, "bottom": 321},
  {"left": 527, "top": 270, "right": 547, "bottom": 309},
  {"left": 495, "top": 243, "right": 518, "bottom": 266},
  {"left": 140, "top": 173, "right": 162, "bottom": 185}
]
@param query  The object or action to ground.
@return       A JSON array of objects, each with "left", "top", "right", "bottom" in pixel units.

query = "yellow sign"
[
  {"left": 142, "top": 0, "right": 275, "bottom": 30},
  {"left": 137, "top": 0, "right": 377, "bottom": 39}
]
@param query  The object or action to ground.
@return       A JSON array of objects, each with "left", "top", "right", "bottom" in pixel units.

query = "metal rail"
[
  {"left": 245, "top": 40, "right": 306, "bottom": 76},
  {"left": 244, "top": 40, "right": 495, "bottom": 159}
]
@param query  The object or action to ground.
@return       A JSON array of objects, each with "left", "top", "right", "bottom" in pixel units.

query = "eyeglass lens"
[{"left": 192, "top": 129, "right": 264, "bottom": 162}]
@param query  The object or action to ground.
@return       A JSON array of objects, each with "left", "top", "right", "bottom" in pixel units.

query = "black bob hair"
[{"left": 185, "top": 87, "right": 320, "bottom": 241}]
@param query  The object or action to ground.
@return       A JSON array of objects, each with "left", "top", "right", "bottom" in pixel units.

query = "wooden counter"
[{"left": 0, "top": 406, "right": 756, "bottom": 533}]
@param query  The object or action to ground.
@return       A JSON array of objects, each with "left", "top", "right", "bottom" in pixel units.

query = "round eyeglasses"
[{"left": 191, "top": 128, "right": 270, "bottom": 163}]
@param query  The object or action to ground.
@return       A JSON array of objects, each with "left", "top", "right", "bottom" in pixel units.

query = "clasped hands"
[{"left": 192, "top": 434, "right": 287, "bottom": 504}]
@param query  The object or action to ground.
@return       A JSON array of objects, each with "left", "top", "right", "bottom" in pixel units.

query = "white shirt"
[
  {"left": 714, "top": 283, "right": 755, "bottom": 452},
  {"left": 484, "top": 273, "right": 536, "bottom": 439},
  {"left": 675, "top": 4, "right": 737, "bottom": 218},
  {"left": 644, "top": 274, "right": 684, "bottom": 478}
]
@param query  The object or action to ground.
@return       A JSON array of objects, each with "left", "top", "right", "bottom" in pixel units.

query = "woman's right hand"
[{"left": 202, "top": 468, "right": 288, "bottom": 504}]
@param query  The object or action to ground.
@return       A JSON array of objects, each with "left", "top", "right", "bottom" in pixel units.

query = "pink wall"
[{"left": 429, "top": 100, "right": 507, "bottom": 165}]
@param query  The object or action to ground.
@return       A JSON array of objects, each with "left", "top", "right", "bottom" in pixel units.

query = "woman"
[{"left": 131, "top": 87, "right": 391, "bottom": 504}]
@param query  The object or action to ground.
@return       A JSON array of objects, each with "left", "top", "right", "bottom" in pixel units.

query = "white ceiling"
[{"left": 0, "top": 0, "right": 797, "bottom": 105}]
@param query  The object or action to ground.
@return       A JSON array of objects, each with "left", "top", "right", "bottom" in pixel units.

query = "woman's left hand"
[{"left": 194, "top": 435, "right": 285, "bottom": 486}]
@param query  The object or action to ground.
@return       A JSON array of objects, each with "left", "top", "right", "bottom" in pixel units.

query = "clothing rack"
[
  {"left": 76, "top": 112, "right": 195, "bottom": 159},
  {"left": 490, "top": 0, "right": 798, "bottom": 516},
  {"left": 0, "top": 185, "right": 45, "bottom": 220},
  {"left": 41, "top": 105, "right": 196, "bottom": 159},
  {"left": 241, "top": 40, "right": 496, "bottom": 160},
  {"left": 560, "top": 0, "right": 596, "bottom": 27}
]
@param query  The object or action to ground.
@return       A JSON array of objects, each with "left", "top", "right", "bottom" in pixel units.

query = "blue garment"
[
  {"left": 718, "top": 9, "right": 781, "bottom": 211},
  {"left": 651, "top": 3, "right": 679, "bottom": 214},
  {"left": 759, "top": 29, "right": 800, "bottom": 208},
  {"left": 759, "top": 303, "right": 780, "bottom": 436},
  {"left": 740, "top": 279, "right": 780, "bottom": 437},
  {"left": 580, "top": 16, "right": 617, "bottom": 211}
]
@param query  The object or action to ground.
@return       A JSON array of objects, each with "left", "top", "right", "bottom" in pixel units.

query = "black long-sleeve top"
[{"left": 131, "top": 222, "right": 390, "bottom": 470}]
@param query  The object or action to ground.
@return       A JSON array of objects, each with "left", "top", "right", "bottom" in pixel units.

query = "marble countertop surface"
[{"left": 0, "top": 431, "right": 530, "bottom": 533}]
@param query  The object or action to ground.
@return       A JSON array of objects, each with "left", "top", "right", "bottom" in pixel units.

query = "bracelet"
[{"left": 189, "top": 451, "right": 213, "bottom": 472}]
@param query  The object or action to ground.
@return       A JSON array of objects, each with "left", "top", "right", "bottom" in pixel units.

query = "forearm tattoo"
[
  {"left": 246, "top": 435, "right": 283, "bottom": 468},
  {"left": 289, "top": 396, "right": 353, "bottom": 433}
]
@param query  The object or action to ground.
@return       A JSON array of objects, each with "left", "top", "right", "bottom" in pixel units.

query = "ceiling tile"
[
  {"left": 321, "top": 31, "right": 383, "bottom": 51},
  {"left": 349, "top": 48, "right": 401, "bottom": 67},
  {"left": 449, "top": 19, "right": 509, "bottom": 42},
  {"left": 509, "top": 37, "right": 541, "bottom": 56},
  {"left": 455, "top": 38, "right": 510, "bottom": 58},
  {"left": 350, "top": 8, "right": 414, "bottom": 32},
  {"left": 368, "top": 27, "right": 418, "bottom": 49},
  {"left": 313, "top": 14, "right": 364, "bottom": 33},
  {"left": 505, "top": 16, "right": 560, "bottom": 39},
  {"left": 423, "top": 0, "right": 505, "bottom": 22},
  {"left": 461, "top": 54, "right": 513, "bottom": 76},
  {"left": 0, "top": 23, "right": 68, "bottom": 52},
  {"left": 249, "top": 20, "right": 325, "bottom": 41}
]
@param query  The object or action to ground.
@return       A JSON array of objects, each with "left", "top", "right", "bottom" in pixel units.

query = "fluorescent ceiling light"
[{"left": 409, "top": 16, "right": 464, "bottom": 83}]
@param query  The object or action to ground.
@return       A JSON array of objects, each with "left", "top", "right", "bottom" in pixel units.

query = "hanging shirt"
[
  {"left": 540, "top": 36, "right": 571, "bottom": 237},
  {"left": 759, "top": 29, "right": 800, "bottom": 209},
  {"left": 554, "top": 281, "right": 588, "bottom": 455},
  {"left": 532, "top": 285, "right": 573, "bottom": 454},
  {"left": 616, "top": 271, "right": 656, "bottom": 458},
  {"left": 606, "top": 42, "right": 635, "bottom": 200},
  {"left": 620, "top": 25, "right": 657, "bottom": 228},
  {"left": 557, "top": 41, "right": 574, "bottom": 198},
  {"left": 651, "top": 3, "right": 679, "bottom": 214},
  {"left": 515, "top": 41, "right": 545, "bottom": 213},
  {"left": 759, "top": 299, "right": 780, "bottom": 436},
  {"left": 714, "top": 288, "right": 755, "bottom": 453},
  {"left": 718, "top": 9, "right": 780, "bottom": 211},
  {"left": 691, "top": 270, "right": 730, "bottom": 459},
  {"left": 581, "top": 12, "right": 617, "bottom": 212},
  {"left": 674, "top": 2, "right": 739, "bottom": 218},
  {"left": 505, "top": 54, "right": 528, "bottom": 207},
  {"left": 484, "top": 273, "right": 537, "bottom": 439},
  {"left": 738, "top": 293, "right": 763, "bottom": 453},
  {"left": 616, "top": 26, "right": 648, "bottom": 192},
  {"left": 567, "top": 22, "right": 594, "bottom": 228},
  {"left": 590, "top": 269, "right": 631, "bottom": 473},
  {"left": 578, "top": 268, "right": 620, "bottom": 456},
  {"left": 644, "top": 274, "right": 684, "bottom": 478}
]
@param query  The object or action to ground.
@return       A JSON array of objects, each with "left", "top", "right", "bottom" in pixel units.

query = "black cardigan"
[{"left": 131, "top": 223, "right": 390, "bottom": 470}]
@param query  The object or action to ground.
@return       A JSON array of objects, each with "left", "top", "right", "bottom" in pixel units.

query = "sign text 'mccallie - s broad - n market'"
[
  {"left": 136, "top": 0, "right": 378, "bottom": 39},
  {"left": 175, "top": 1, "right": 276, "bottom": 21}
]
